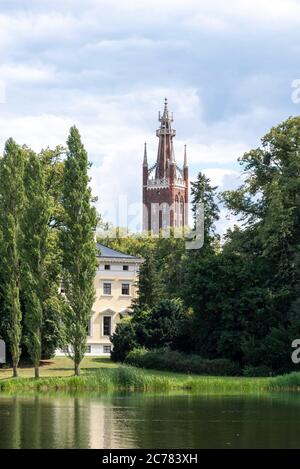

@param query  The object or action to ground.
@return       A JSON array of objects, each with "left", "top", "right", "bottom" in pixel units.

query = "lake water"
[{"left": 1, "top": 393, "right": 300, "bottom": 448}]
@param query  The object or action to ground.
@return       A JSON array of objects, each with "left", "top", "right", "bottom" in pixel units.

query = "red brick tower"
[{"left": 142, "top": 98, "right": 188, "bottom": 233}]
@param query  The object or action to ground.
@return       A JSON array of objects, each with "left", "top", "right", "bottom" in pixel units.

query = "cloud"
[
  {"left": 201, "top": 168, "right": 243, "bottom": 189},
  {"left": 83, "top": 37, "right": 190, "bottom": 52},
  {"left": 0, "top": 114, "right": 73, "bottom": 151},
  {"left": 0, "top": 63, "right": 56, "bottom": 84},
  {"left": 185, "top": 14, "right": 229, "bottom": 33},
  {"left": 0, "top": 0, "right": 298, "bottom": 235}
]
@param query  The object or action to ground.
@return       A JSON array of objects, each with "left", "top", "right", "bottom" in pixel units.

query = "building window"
[
  {"left": 123, "top": 265, "right": 129, "bottom": 271},
  {"left": 104, "top": 264, "right": 110, "bottom": 270},
  {"left": 103, "top": 282, "right": 111, "bottom": 295},
  {"left": 87, "top": 318, "right": 92, "bottom": 336},
  {"left": 122, "top": 283, "right": 130, "bottom": 295},
  {"left": 86, "top": 346, "right": 91, "bottom": 353},
  {"left": 103, "top": 316, "right": 111, "bottom": 336},
  {"left": 103, "top": 346, "right": 111, "bottom": 354}
]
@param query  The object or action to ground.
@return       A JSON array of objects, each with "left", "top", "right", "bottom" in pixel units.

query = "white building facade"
[{"left": 57, "top": 243, "right": 143, "bottom": 357}]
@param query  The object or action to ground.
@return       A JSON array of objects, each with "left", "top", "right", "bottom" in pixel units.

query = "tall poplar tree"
[
  {"left": 61, "top": 126, "right": 97, "bottom": 376},
  {"left": 22, "top": 150, "right": 50, "bottom": 378},
  {"left": 190, "top": 172, "right": 220, "bottom": 246},
  {"left": 0, "top": 139, "right": 25, "bottom": 377},
  {"left": 133, "top": 249, "right": 165, "bottom": 308}
]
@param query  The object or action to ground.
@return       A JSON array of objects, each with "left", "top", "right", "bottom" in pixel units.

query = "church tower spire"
[
  {"left": 142, "top": 99, "right": 189, "bottom": 233},
  {"left": 155, "top": 97, "right": 176, "bottom": 180}
]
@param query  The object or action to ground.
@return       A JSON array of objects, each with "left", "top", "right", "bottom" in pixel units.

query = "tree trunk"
[
  {"left": 75, "top": 362, "right": 80, "bottom": 376},
  {"left": 35, "top": 366, "right": 40, "bottom": 378},
  {"left": 13, "top": 364, "right": 18, "bottom": 378}
]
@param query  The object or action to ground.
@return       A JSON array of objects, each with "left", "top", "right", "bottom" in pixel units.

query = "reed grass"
[
  {"left": 2, "top": 365, "right": 300, "bottom": 395},
  {"left": 0, "top": 365, "right": 271, "bottom": 394},
  {"left": 269, "top": 372, "right": 300, "bottom": 392}
]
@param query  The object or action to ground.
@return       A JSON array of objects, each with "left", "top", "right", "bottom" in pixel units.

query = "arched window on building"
[
  {"left": 180, "top": 196, "right": 184, "bottom": 227},
  {"left": 175, "top": 195, "right": 179, "bottom": 227}
]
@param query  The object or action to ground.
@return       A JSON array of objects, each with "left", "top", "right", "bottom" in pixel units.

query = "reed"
[
  {"left": 0, "top": 365, "right": 272, "bottom": 394},
  {"left": 268, "top": 372, "right": 300, "bottom": 391}
]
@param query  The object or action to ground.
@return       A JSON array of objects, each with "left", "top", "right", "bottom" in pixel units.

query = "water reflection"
[{"left": 1, "top": 393, "right": 300, "bottom": 448}]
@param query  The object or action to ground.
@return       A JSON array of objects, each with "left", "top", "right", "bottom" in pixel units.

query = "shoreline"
[{"left": 1, "top": 365, "right": 299, "bottom": 395}]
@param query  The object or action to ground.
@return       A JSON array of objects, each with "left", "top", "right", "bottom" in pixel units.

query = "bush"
[
  {"left": 110, "top": 299, "right": 193, "bottom": 362},
  {"left": 111, "top": 319, "right": 138, "bottom": 362},
  {"left": 125, "top": 348, "right": 240, "bottom": 376},
  {"left": 243, "top": 365, "right": 271, "bottom": 377},
  {"left": 134, "top": 299, "right": 192, "bottom": 352}
]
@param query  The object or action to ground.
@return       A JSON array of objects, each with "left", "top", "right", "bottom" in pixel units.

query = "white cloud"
[
  {"left": 201, "top": 168, "right": 243, "bottom": 189},
  {"left": 0, "top": 63, "right": 56, "bottom": 84},
  {"left": 0, "top": 114, "right": 73, "bottom": 152},
  {"left": 185, "top": 14, "right": 229, "bottom": 33},
  {"left": 184, "top": 141, "right": 248, "bottom": 165},
  {"left": 0, "top": 0, "right": 297, "bottom": 235},
  {"left": 83, "top": 37, "right": 190, "bottom": 52}
]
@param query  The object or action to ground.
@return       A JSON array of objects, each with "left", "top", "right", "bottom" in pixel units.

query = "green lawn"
[{"left": 0, "top": 356, "right": 118, "bottom": 380}]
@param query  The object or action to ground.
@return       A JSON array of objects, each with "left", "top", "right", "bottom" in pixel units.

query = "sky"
[{"left": 0, "top": 0, "right": 300, "bottom": 234}]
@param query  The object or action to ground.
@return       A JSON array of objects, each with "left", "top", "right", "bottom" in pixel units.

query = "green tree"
[
  {"left": 190, "top": 172, "right": 220, "bottom": 246},
  {"left": 99, "top": 230, "right": 186, "bottom": 302},
  {"left": 134, "top": 249, "right": 165, "bottom": 308},
  {"left": 21, "top": 150, "right": 50, "bottom": 377},
  {"left": 111, "top": 299, "right": 192, "bottom": 361},
  {"left": 111, "top": 318, "right": 138, "bottom": 362},
  {"left": 220, "top": 116, "right": 300, "bottom": 371},
  {"left": 0, "top": 139, "right": 25, "bottom": 377},
  {"left": 156, "top": 233, "right": 186, "bottom": 298},
  {"left": 40, "top": 147, "right": 65, "bottom": 358},
  {"left": 61, "top": 126, "right": 97, "bottom": 376},
  {"left": 134, "top": 299, "right": 192, "bottom": 351}
]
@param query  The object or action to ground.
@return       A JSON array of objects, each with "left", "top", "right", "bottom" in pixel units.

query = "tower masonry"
[{"left": 142, "top": 98, "right": 189, "bottom": 233}]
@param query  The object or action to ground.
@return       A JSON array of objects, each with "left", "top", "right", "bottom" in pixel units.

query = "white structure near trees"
[{"left": 57, "top": 243, "right": 143, "bottom": 357}]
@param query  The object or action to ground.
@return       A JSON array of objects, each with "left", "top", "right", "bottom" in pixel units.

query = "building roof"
[{"left": 96, "top": 243, "right": 143, "bottom": 261}]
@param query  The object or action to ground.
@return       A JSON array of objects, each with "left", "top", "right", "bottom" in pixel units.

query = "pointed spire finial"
[
  {"left": 184, "top": 144, "right": 188, "bottom": 167},
  {"left": 163, "top": 97, "right": 168, "bottom": 117},
  {"left": 143, "top": 141, "right": 148, "bottom": 166}
]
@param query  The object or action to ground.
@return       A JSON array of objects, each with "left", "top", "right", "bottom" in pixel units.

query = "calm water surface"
[{"left": 0, "top": 393, "right": 300, "bottom": 448}]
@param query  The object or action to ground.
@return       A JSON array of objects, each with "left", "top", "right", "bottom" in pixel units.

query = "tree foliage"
[
  {"left": 0, "top": 139, "right": 25, "bottom": 377},
  {"left": 61, "top": 126, "right": 97, "bottom": 375},
  {"left": 111, "top": 299, "right": 192, "bottom": 362},
  {"left": 21, "top": 150, "right": 50, "bottom": 377}
]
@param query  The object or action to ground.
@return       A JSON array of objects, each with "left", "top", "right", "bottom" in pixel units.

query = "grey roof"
[{"left": 96, "top": 243, "right": 141, "bottom": 260}]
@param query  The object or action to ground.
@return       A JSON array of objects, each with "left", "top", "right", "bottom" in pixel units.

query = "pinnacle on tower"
[
  {"left": 163, "top": 97, "right": 168, "bottom": 117},
  {"left": 143, "top": 142, "right": 148, "bottom": 166},
  {"left": 170, "top": 141, "right": 175, "bottom": 164},
  {"left": 184, "top": 144, "right": 188, "bottom": 167}
]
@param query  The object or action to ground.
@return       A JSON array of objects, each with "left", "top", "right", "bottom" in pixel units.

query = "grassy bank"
[
  {"left": 0, "top": 364, "right": 270, "bottom": 394},
  {"left": 1, "top": 357, "right": 300, "bottom": 394}
]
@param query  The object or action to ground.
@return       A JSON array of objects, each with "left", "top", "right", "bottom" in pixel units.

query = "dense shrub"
[
  {"left": 125, "top": 348, "right": 240, "bottom": 376},
  {"left": 134, "top": 299, "right": 192, "bottom": 351},
  {"left": 111, "top": 319, "right": 138, "bottom": 362},
  {"left": 110, "top": 299, "right": 192, "bottom": 362}
]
